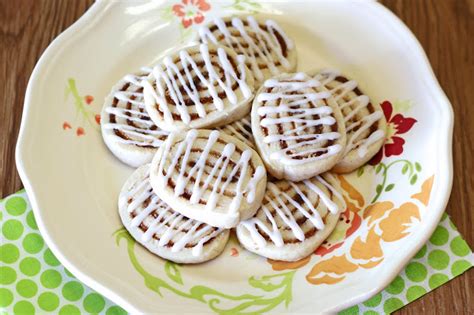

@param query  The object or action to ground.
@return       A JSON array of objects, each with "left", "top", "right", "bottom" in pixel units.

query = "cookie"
[
  {"left": 251, "top": 72, "right": 347, "bottom": 181},
  {"left": 313, "top": 70, "right": 387, "bottom": 173},
  {"left": 150, "top": 129, "right": 267, "bottom": 228},
  {"left": 101, "top": 68, "right": 169, "bottom": 167},
  {"left": 119, "top": 164, "right": 230, "bottom": 264},
  {"left": 142, "top": 44, "right": 255, "bottom": 132},
  {"left": 217, "top": 114, "right": 255, "bottom": 149},
  {"left": 236, "top": 174, "right": 345, "bottom": 262},
  {"left": 197, "top": 16, "right": 297, "bottom": 84}
]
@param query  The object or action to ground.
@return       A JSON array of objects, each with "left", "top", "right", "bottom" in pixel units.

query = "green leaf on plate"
[
  {"left": 165, "top": 261, "right": 183, "bottom": 285},
  {"left": 247, "top": 1, "right": 262, "bottom": 8},
  {"left": 375, "top": 164, "right": 383, "bottom": 174},
  {"left": 402, "top": 164, "right": 408, "bottom": 175},
  {"left": 410, "top": 174, "right": 418, "bottom": 185},
  {"left": 385, "top": 184, "right": 395, "bottom": 192},
  {"left": 415, "top": 162, "right": 422, "bottom": 172},
  {"left": 249, "top": 276, "right": 281, "bottom": 291},
  {"left": 116, "top": 225, "right": 297, "bottom": 313},
  {"left": 376, "top": 184, "right": 383, "bottom": 194},
  {"left": 357, "top": 167, "right": 364, "bottom": 177},
  {"left": 233, "top": 4, "right": 245, "bottom": 11}
]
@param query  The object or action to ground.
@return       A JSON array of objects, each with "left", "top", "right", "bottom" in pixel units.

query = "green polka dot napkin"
[
  {"left": 1, "top": 191, "right": 473, "bottom": 314},
  {"left": 340, "top": 212, "right": 473, "bottom": 314},
  {"left": 1, "top": 191, "right": 126, "bottom": 315}
]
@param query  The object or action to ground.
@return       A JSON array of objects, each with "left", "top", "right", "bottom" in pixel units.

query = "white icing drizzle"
[
  {"left": 125, "top": 167, "right": 224, "bottom": 257},
  {"left": 142, "top": 44, "right": 252, "bottom": 125},
  {"left": 217, "top": 115, "right": 254, "bottom": 148},
  {"left": 157, "top": 130, "right": 265, "bottom": 213},
  {"left": 314, "top": 70, "right": 385, "bottom": 158},
  {"left": 257, "top": 73, "right": 342, "bottom": 165},
  {"left": 103, "top": 67, "right": 168, "bottom": 147},
  {"left": 240, "top": 175, "right": 345, "bottom": 247},
  {"left": 199, "top": 16, "right": 294, "bottom": 82}
]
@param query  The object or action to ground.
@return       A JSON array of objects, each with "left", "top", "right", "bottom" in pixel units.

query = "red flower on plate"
[
  {"left": 369, "top": 101, "right": 417, "bottom": 165},
  {"left": 62, "top": 121, "right": 72, "bottom": 130},
  {"left": 230, "top": 248, "right": 239, "bottom": 257},
  {"left": 95, "top": 114, "right": 101, "bottom": 124},
  {"left": 76, "top": 127, "right": 85, "bottom": 136},
  {"left": 172, "top": 0, "right": 210, "bottom": 28},
  {"left": 84, "top": 95, "right": 94, "bottom": 105}
]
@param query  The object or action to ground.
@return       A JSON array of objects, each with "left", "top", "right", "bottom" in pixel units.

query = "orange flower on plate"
[
  {"left": 306, "top": 176, "right": 433, "bottom": 286},
  {"left": 267, "top": 174, "right": 434, "bottom": 286},
  {"left": 350, "top": 227, "right": 384, "bottom": 268},
  {"left": 306, "top": 255, "right": 358, "bottom": 285},
  {"left": 411, "top": 175, "right": 434, "bottom": 206},
  {"left": 379, "top": 202, "right": 420, "bottom": 242},
  {"left": 314, "top": 175, "right": 364, "bottom": 256},
  {"left": 363, "top": 201, "right": 394, "bottom": 226},
  {"left": 268, "top": 256, "right": 311, "bottom": 271},
  {"left": 338, "top": 175, "right": 364, "bottom": 208}
]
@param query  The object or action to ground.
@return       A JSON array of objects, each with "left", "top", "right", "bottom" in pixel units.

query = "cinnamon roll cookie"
[
  {"left": 197, "top": 16, "right": 297, "bottom": 84},
  {"left": 142, "top": 44, "right": 255, "bottom": 132},
  {"left": 119, "top": 164, "right": 230, "bottom": 264},
  {"left": 217, "top": 114, "right": 255, "bottom": 149},
  {"left": 251, "top": 72, "right": 347, "bottom": 182},
  {"left": 101, "top": 68, "right": 169, "bottom": 167},
  {"left": 150, "top": 129, "right": 267, "bottom": 228},
  {"left": 313, "top": 70, "right": 387, "bottom": 173},
  {"left": 236, "top": 174, "right": 345, "bottom": 262}
]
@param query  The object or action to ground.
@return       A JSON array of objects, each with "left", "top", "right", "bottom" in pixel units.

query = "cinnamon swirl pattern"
[
  {"left": 236, "top": 174, "right": 345, "bottom": 261},
  {"left": 198, "top": 16, "right": 297, "bottom": 84},
  {"left": 142, "top": 44, "right": 255, "bottom": 132},
  {"left": 314, "top": 70, "right": 387, "bottom": 173},
  {"left": 217, "top": 114, "right": 255, "bottom": 149},
  {"left": 252, "top": 72, "right": 347, "bottom": 181},
  {"left": 150, "top": 129, "right": 267, "bottom": 228},
  {"left": 101, "top": 68, "right": 169, "bottom": 167},
  {"left": 119, "top": 164, "right": 230, "bottom": 263}
]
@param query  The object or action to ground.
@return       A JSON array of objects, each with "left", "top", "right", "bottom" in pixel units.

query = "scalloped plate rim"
[{"left": 15, "top": 0, "right": 454, "bottom": 313}]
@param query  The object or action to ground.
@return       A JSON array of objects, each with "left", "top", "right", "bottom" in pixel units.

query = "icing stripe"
[
  {"left": 239, "top": 175, "right": 345, "bottom": 247},
  {"left": 157, "top": 130, "right": 265, "bottom": 214},
  {"left": 199, "top": 16, "right": 294, "bottom": 82},
  {"left": 142, "top": 44, "right": 252, "bottom": 126},
  {"left": 103, "top": 67, "right": 169, "bottom": 148},
  {"left": 256, "top": 72, "right": 343, "bottom": 165},
  {"left": 314, "top": 70, "right": 386, "bottom": 158},
  {"left": 124, "top": 166, "right": 225, "bottom": 257},
  {"left": 217, "top": 115, "right": 255, "bottom": 148}
]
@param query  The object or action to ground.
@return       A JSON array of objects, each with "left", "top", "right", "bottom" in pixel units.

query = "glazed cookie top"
[
  {"left": 251, "top": 72, "right": 346, "bottom": 181},
  {"left": 150, "top": 129, "right": 267, "bottom": 228},
  {"left": 119, "top": 164, "right": 227, "bottom": 258},
  {"left": 238, "top": 174, "right": 345, "bottom": 247},
  {"left": 101, "top": 68, "right": 169, "bottom": 166},
  {"left": 198, "top": 16, "right": 297, "bottom": 83},
  {"left": 314, "top": 69, "right": 386, "bottom": 172},
  {"left": 142, "top": 44, "right": 255, "bottom": 132}
]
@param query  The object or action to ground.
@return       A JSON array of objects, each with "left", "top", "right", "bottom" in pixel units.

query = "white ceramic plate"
[{"left": 16, "top": 0, "right": 453, "bottom": 313}]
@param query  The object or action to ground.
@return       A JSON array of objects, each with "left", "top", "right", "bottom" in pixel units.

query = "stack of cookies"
[{"left": 101, "top": 16, "right": 387, "bottom": 264}]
